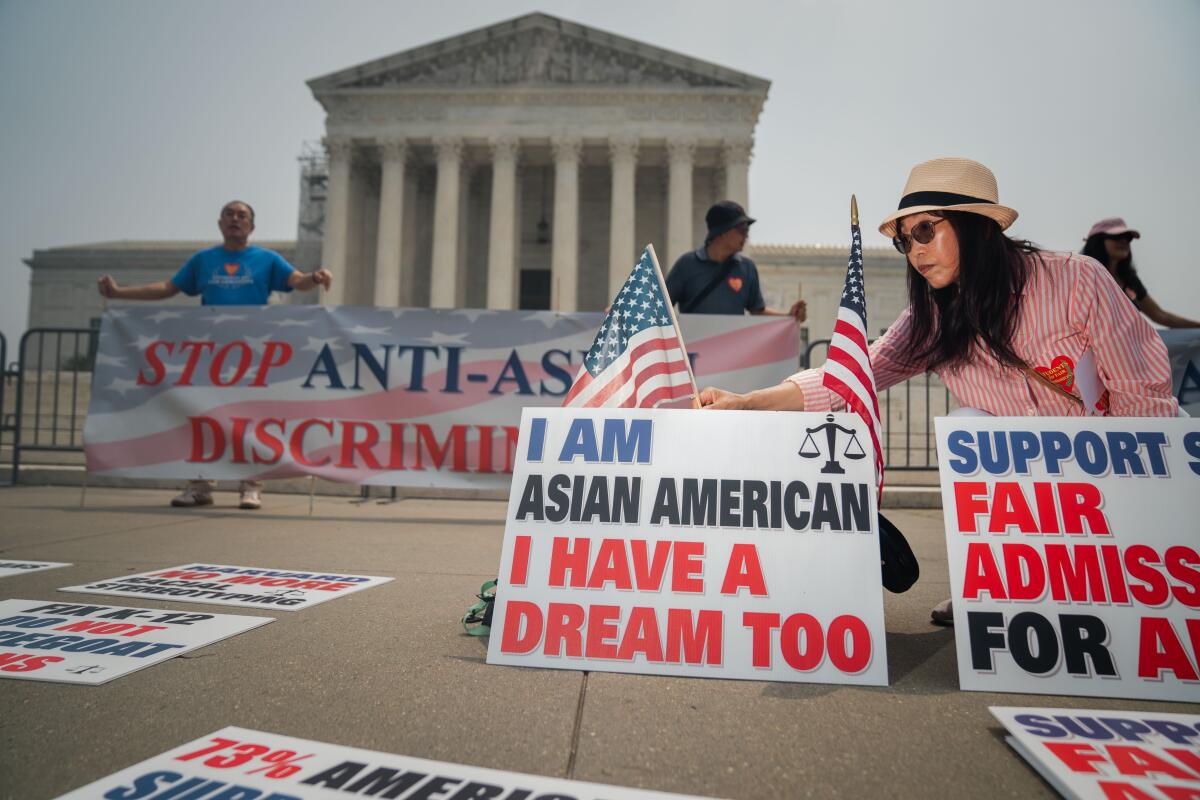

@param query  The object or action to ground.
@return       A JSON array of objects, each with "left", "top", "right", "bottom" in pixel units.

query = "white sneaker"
[
  {"left": 171, "top": 488, "right": 213, "bottom": 508},
  {"left": 930, "top": 598, "right": 954, "bottom": 626},
  {"left": 238, "top": 487, "right": 262, "bottom": 510}
]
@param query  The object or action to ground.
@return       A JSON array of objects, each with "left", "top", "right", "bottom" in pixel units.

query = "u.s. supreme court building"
[{"left": 24, "top": 12, "right": 907, "bottom": 346}]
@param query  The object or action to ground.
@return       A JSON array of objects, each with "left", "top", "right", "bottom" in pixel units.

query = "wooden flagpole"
[{"left": 645, "top": 243, "right": 702, "bottom": 409}]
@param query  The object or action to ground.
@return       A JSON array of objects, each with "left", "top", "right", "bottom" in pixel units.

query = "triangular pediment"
[{"left": 308, "top": 12, "right": 769, "bottom": 93}]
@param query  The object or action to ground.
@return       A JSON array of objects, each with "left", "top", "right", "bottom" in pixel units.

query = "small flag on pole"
[
  {"left": 821, "top": 196, "right": 884, "bottom": 496},
  {"left": 563, "top": 244, "right": 699, "bottom": 408}
]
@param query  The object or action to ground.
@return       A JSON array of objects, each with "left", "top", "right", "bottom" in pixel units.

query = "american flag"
[
  {"left": 563, "top": 245, "right": 697, "bottom": 408},
  {"left": 821, "top": 205, "right": 884, "bottom": 495}
]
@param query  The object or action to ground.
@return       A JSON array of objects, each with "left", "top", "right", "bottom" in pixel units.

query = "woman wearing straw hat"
[
  {"left": 1081, "top": 217, "right": 1200, "bottom": 328},
  {"left": 699, "top": 157, "right": 1179, "bottom": 624}
]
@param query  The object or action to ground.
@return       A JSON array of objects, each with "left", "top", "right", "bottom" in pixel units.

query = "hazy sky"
[{"left": 2, "top": 0, "right": 1198, "bottom": 351}]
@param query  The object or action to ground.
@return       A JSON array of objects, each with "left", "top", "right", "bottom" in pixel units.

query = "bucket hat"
[{"left": 879, "top": 157, "right": 1018, "bottom": 237}]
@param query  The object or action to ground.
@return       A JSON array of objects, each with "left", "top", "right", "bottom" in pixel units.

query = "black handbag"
[{"left": 878, "top": 512, "right": 919, "bottom": 593}]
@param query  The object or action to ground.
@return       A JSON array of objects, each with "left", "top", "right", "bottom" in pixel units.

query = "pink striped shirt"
[{"left": 789, "top": 251, "right": 1178, "bottom": 417}]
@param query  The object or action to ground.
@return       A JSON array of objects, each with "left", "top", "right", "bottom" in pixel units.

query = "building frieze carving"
[{"left": 340, "top": 28, "right": 741, "bottom": 90}]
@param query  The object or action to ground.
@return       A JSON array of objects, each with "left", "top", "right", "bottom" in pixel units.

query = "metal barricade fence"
[
  {"left": 0, "top": 332, "right": 12, "bottom": 452},
  {"left": 803, "top": 337, "right": 952, "bottom": 471},
  {"left": 10, "top": 327, "right": 98, "bottom": 483}
]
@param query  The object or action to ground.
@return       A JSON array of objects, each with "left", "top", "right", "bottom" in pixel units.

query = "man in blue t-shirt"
[
  {"left": 97, "top": 200, "right": 333, "bottom": 510},
  {"left": 665, "top": 201, "right": 806, "bottom": 320}
]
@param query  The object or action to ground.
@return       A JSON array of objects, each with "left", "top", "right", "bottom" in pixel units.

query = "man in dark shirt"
[{"left": 665, "top": 201, "right": 805, "bottom": 319}]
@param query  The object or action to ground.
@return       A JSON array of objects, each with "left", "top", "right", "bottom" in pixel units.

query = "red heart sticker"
[
  {"left": 224, "top": 263, "right": 239, "bottom": 276},
  {"left": 727, "top": 277, "right": 744, "bottom": 293},
  {"left": 1035, "top": 355, "right": 1075, "bottom": 391}
]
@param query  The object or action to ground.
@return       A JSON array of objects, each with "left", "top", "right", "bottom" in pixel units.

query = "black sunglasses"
[
  {"left": 1106, "top": 233, "right": 1135, "bottom": 243},
  {"left": 892, "top": 218, "right": 947, "bottom": 254}
]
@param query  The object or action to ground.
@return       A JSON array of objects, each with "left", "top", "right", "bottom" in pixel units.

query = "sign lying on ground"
[
  {"left": 936, "top": 417, "right": 1200, "bottom": 701},
  {"left": 0, "top": 560, "right": 71, "bottom": 578},
  {"left": 488, "top": 408, "right": 888, "bottom": 686},
  {"left": 60, "top": 564, "right": 392, "bottom": 611},
  {"left": 992, "top": 706, "right": 1200, "bottom": 800},
  {"left": 53, "top": 725, "right": 720, "bottom": 799},
  {"left": 0, "top": 599, "right": 270, "bottom": 684},
  {"left": 83, "top": 305, "right": 797, "bottom": 488}
]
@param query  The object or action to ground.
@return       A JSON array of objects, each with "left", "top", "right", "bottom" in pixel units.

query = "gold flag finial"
[{"left": 851, "top": 194, "right": 859, "bottom": 227}]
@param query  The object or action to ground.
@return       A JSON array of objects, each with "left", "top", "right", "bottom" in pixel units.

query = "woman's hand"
[{"left": 698, "top": 387, "right": 749, "bottom": 409}]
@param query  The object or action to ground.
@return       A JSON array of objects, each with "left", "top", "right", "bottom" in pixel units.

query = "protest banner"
[
  {"left": 0, "top": 560, "right": 70, "bottom": 578},
  {"left": 936, "top": 417, "right": 1200, "bottom": 701},
  {"left": 991, "top": 706, "right": 1200, "bottom": 800},
  {"left": 60, "top": 564, "right": 392, "bottom": 611},
  {"left": 487, "top": 407, "right": 888, "bottom": 686},
  {"left": 83, "top": 306, "right": 798, "bottom": 488},
  {"left": 0, "top": 599, "right": 270, "bottom": 685},
  {"left": 53, "top": 724, "right": 720, "bottom": 799}
]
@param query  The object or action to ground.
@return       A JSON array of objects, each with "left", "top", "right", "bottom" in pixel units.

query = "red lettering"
[
  {"left": 499, "top": 601, "right": 542, "bottom": 655},
  {"left": 415, "top": 424, "right": 468, "bottom": 471},
  {"left": 229, "top": 417, "right": 250, "bottom": 464},
  {"left": 210, "top": 342, "right": 253, "bottom": 387},
  {"left": 1045, "top": 544, "right": 1106, "bottom": 603},
  {"left": 1033, "top": 482, "right": 1061, "bottom": 534},
  {"left": 177, "top": 341, "right": 216, "bottom": 386},
  {"left": 1138, "top": 617, "right": 1199, "bottom": 681},
  {"left": 137, "top": 340, "right": 174, "bottom": 386},
  {"left": 1101, "top": 545, "right": 1131, "bottom": 604},
  {"left": 1126, "top": 545, "right": 1170, "bottom": 606},
  {"left": 1097, "top": 783, "right": 1158, "bottom": 800},
  {"left": 587, "top": 539, "right": 633, "bottom": 590},
  {"left": 665, "top": 608, "right": 722, "bottom": 665},
  {"left": 827, "top": 615, "right": 872, "bottom": 673},
  {"left": 1107, "top": 745, "right": 1197, "bottom": 780},
  {"left": 629, "top": 540, "right": 671, "bottom": 591},
  {"left": 337, "top": 421, "right": 382, "bottom": 469},
  {"left": 153, "top": 570, "right": 220, "bottom": 580},
  {"left": 585, "top": 604, "right": 620, "bottom": 659},
  {"left": 509, "top": 536, "right": 531, "bottom": 586},
  {"left": 250, "top": 341, "right": 293, "bottom": 387},
  {"left": 253, "top": 419, "right": 285, "bottom": 465},
  {"left": 387, "top": 423, "right": 406, "bottom": 470},
  {"left": 0, "top": 653, "right": 65, "bottom": 672},
  {"left": 288, "top": 419, "right": 334, "bottom": 468},
  {"left": 53, "top": 621, "right": 166, "bottom": 637},
  {"left": 1166, "top": 546, "right": 1200, "bottom": 608},
  {"left": 1003, "top": 543, "right": 1046, "bottom": 601},
  {"left": 780, "top": 613, "right": 823, "bottom": 671},
  {"left": 476, "top": 425, "right": 496, "bottom": 473},
  {"left": 743, "top": 611, "right": 779, "bottom": 668},
  {"left": 188, "top": 416, "right": 224, "bottom": 463},
  {"left": 720, "top": 544, "right": 767, "bottom": 596},
  {"left": 544, "top": 602, "right": 585, "bottom": 657},
  {"left": 1043, "top": 741, "right": 1108, "bottom": 773},
  {"left": 962, "top": 542, "right": 1007, "bottom": 600},
  {"left": 989, "top": 483, "right": 1037, "bottom": 533},
  {"left": 671, "top": 541, "right": 705, "bottom": 593},
  {"left": 1058, "top": 482, "right": 1110, "bottom": 535},
  {"left": 955, "top": 481, "right": 989, "bottom": 533},
  {"left": 617, "top": 607, "right": 664, "bottom": 662},
  {"left": 549, "top": 537, "right": 590, "bottom": 588}
]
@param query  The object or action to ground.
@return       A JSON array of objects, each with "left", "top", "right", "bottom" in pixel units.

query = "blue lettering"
[
  {"left": 978, "top": 432, "right": 1010, "bottom": 474},
  {"left": 527, "top": 418, "right": 547, "bottom": 462},
  {"left": 1105, "top": 431, "right": 1144, "bottom": 475},
  {"left": 1013, "top": 713, "right": 1066, "bottom": 738},
  {"left": 1185, "top": 431, "right": 1200, "bottom": 477},
  {"left": 559, "top": 418, "right": 599, "bottom": 462},
  {"left": 1010, "top": 431, "right": 1039, "bottom": 474},
  {"left": 351, "top": 343, "right": 391, "bottom": 390},
  {"left": 538, "top": 349, "right": 575, "bottom": 396},
  {"left": 1138, "top": 431, "right": 1170, "bottom": 476},
  {"left": 442, "top": 347, "right": 463, "bottom": 393},
  {"left": 103, "top": 771, "right": 185, "bottom": 800},
  {"left": 1074, "top": 431, "right": 1108, "bottom": 476},
  {"left": 945, "top": 430, "right": 977, "bottom": 474},
  {"left": 1041, "top": 431, "right": 1072, "bottom": 475},
  {"left": 1179, "top": 360, "right": 1200, "bottom": 404},
  {"left": 397, "top": 345, "right": 439, "bottom": 392},
  {"left": 601, "top": 418, "right": 652, "bottom": 464},
  {"left": 302, "top": 345, "right": 345, "bottom": 389},
  {"left": 489, "top": 351, "right": 533, "bottom": 396}
]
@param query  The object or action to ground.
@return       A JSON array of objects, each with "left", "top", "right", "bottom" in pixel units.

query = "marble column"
[
  {"left": 320, "top": 137, "right": 353, "bottom": 306},
  {"left": 486, "top": 137, "right": 520, "bottom": 310},
  {"left": 550, "top": 136, "right": 581, "bottom": 312},
  {"left": 430, "top": 136, "right": 463, "bottom": 309},
  {"left": 722, "top": 139, "right": 753, "bottom": 209},
  {"left": 373, "top": 139, "right": 407, "bottom": 307},
  {"left": 607, "top": 137, "right": 639, "bottom": 299},
  {"left": 666, "top": 138, "right": 696, "bottom": 264}
]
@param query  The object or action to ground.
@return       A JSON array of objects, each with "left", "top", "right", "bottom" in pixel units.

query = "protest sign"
[
  {"left": 487, "top": 408, "right": 887, "bottom": 686},
  {"left": 53, "top": 725, "right": 720, "bottom": 799},
  {"left": 992, "top": 706, "right": 1200, "bottom": 800},
  {"left": 936, "top": 417, "right": 1200, "bottom": 701},
  {"left": 1161, "top": 329, "right": 1200, "bottom": 416},
  {"left": 84, "top": 306, "right": 797, "bottom": 488},
  {"left": 60, "top": 564, "right": 392, "bottom": 612},
  {"left": 0, "top": 560, "right": 71, "bottom": 578},
  {"left": 0, "top": 599, "right": 270, "bottom": 685}
]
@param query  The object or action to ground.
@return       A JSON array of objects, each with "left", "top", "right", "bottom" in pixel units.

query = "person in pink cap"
[{"left": 1082, "top": 217, "right": 1199, "bottom": 328}]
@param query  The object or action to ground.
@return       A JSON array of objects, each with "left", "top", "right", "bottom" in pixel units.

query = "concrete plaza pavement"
[{"left": 0, "top": 485, "right": 1195, "bottom": 800}]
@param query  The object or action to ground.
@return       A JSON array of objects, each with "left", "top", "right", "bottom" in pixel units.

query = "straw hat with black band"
[{"left": 878, "top": 157, "right": 1019, "bottom": 238}]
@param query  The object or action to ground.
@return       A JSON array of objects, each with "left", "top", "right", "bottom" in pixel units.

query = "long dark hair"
[
  {"left": 904, "top": 211, "right": 1039, "bottom": 370},
  {"left": 1081, "top": 233, "right": 1136, "bottom": 287}
]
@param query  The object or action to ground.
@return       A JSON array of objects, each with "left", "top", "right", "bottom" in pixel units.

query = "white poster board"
[
  {"left": 936, "top": 417, "right": 1200, "bottom": 701},
  {"left": 53, "top": 725, "right": 720, "bottom": 799},
  {"left": 0, "top": 599, "right": 270, "bottom": 684},
  {"left": 60, "top": 564, "right": 392, "bottom": 611},
  {"left": 992, "top": 706, "right": 1200, "bottom": 800},
  {"left": 487, "top": 408, "right": 887, "bottom": 686},
  {"left": 0, "top": 560, "right": 71, "bottom": 578}
]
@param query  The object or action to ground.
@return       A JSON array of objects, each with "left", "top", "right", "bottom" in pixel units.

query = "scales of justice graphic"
[{"left": 799, "top": 414, "right": 866, "bottom": 474}]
